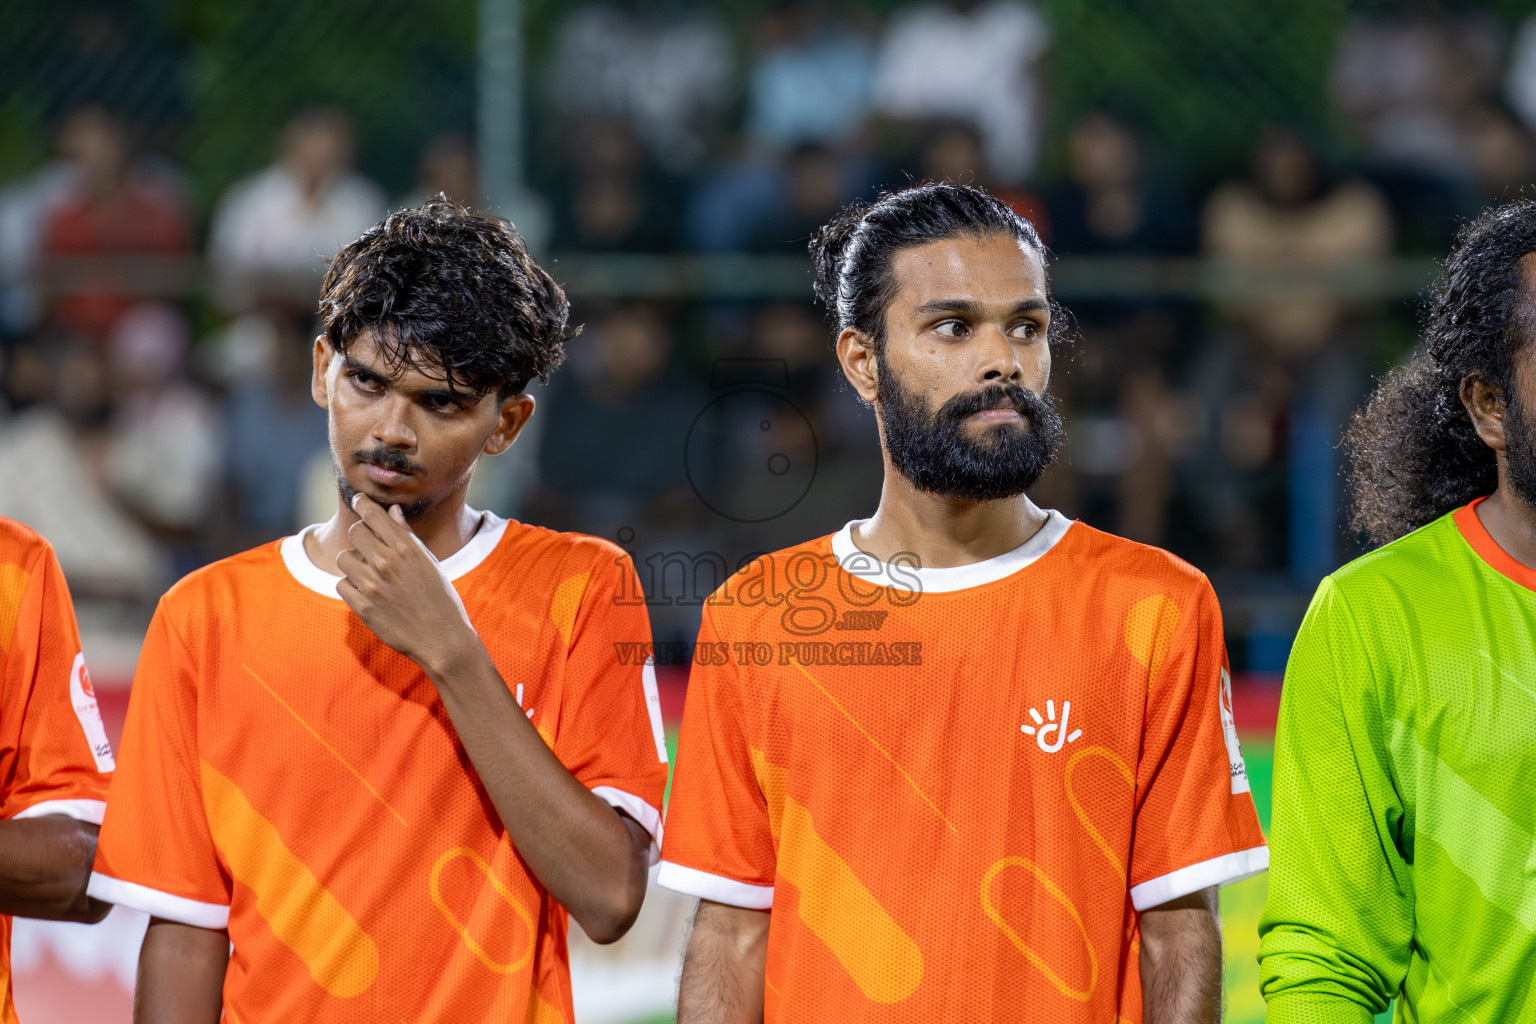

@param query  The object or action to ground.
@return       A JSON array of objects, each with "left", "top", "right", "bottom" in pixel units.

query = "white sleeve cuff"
[
  {"left": 1129, "top": 844, "right": 1270, "bottom": 911},
  {"left": 10, "top": 799, "right": 107, "bottom": 825},
  {"left": 591, "top": 786, "right": 663, "bottom": 865},
  {"left": 86, "top": 873, "right": 231, "bottom": 929},
  {"left": 657, "top": 861, "right": 774, "bottom": 910}
]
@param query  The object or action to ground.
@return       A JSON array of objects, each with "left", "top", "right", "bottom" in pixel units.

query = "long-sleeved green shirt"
[{"left": 1260, "top": 499, "right": 1536, "bottom": 1022}]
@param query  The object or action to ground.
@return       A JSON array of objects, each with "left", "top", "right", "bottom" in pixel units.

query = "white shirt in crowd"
[{"left": 207, "top": 163, "right": 386, "bottom": 295}]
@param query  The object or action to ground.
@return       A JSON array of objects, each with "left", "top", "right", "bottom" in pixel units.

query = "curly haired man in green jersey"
[{"left": 1260, "top": 199, "right": 1536, "bottom": 1021}]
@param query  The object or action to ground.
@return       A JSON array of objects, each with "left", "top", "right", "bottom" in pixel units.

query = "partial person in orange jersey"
[
  {"left": 89, "top": 198, "right": 669, "bottom": 1024},
  {"left": 659, "top": 183, "right": 1267, "bottom": 1024},
  {"left": 0, "top": 517, "right": 116, "bottom": 1024}
]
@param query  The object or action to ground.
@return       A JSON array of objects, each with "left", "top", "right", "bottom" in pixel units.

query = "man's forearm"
[
  {"left": 677, "top": 900, "right": 770, "bottom": 1024},
  {"left": 135, "top": 918, "right": 229, "bottom": 1024},
  {"left": 1140, "top": 886, "right": 1223, "bottom": 1024},
  {"left": 0, "top": 816, "right": 110, "bottom": 922},
  {"left": 424, "top": 641, "right": 649, "bottom": 943}
]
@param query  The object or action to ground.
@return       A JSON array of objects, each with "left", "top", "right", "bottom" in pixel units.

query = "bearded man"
[{"left": 659, "top": 183, "right": 1268, "bottom": 1024}]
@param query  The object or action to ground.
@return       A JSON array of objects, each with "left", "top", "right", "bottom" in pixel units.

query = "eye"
[
  {"left": 425, "top": 394, "right": 465, "bottom": 414},
  {"left": 1009, "top": 320, "right": 1042, "bottom": 340},
  {"left": 349, "top": 370, "right": 385, "bottom": 393},
  {"left": 934, "top": 320, "right": 968, "bottom": 339}
]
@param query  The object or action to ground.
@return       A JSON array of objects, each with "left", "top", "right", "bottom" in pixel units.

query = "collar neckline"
[
  {"left": 279, "top": 510, "right": 509, "bottom": 599},
  {"left": 1452, "top": 495, "right": 1536, "bottom": 593},
  {"left": 829, "top": 509, "right": 1072, "bottom": 593}
]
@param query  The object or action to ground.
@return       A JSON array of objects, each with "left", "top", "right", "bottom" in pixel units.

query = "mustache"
[
  {"left": 936, "top": 383, "right": 1047, "bottom": 423},
  {"left": 353, "top": 446, "right": 425, "bottom": 476}
]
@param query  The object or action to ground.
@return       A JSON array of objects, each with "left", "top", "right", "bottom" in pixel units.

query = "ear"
[
  {"left": 484, "top": 393, "right": 537, "bottom": 456},
  {"left": 836, "top": 327, "right": 880, "bottom": 404},
  {"left": 311, "top": 336, "right": 334, "bottom": 410},
  {"left": 1461, "top": 371, "right": 1508, "bottom": 452}
]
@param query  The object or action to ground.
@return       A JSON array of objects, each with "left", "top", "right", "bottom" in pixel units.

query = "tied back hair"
[
  {"left": 1345, "top": 199, "right": 1536, "bottom": 547},
  {"left": 807, "top": 182, "right": 1070, "bottom": 351}
]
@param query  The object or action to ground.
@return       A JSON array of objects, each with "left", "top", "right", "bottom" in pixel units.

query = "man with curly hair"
[
  {"left": 1259, "top": 199, "right": 1536, "bottom": 1021},
  {"left": 88, "top": 199, "right": 669, "bottom": 1023}
]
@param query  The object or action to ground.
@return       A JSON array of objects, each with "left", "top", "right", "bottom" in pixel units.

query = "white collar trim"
[
  {"left": 830, "top": 510, "right": 1072, "bottom": 593},
  {"left": 279, "top": 509, "right": 509, "bottom": 599}
]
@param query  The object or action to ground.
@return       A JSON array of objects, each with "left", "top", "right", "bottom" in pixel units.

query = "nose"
[
  {"left": 977, "top": 324, "right": 1024, "bottom": 385},
  {"left": 372, "top": 394, "right": 417, "bottom": 450}
]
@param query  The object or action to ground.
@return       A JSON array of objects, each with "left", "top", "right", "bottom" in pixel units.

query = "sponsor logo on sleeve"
[
  {"left": 641, "top": 656, "right": 668, "bottom": 764},
  {"left": 69, "top": 652, "right": 115, "bottom": 773},
  {"left": 1219, "top": 667, "right": 1250, "bottom": 794}
]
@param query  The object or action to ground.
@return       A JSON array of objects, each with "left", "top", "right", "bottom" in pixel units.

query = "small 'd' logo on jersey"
[{"left": 1020, "top": 699, "right": 1082, "bottom": 753}]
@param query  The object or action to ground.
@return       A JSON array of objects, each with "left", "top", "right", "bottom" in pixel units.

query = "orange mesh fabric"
[
  {"left": 660, "top": 515, "right": 1267, "bottom": 1022},
  {"left": 93, "top": 518, "right": 667, "bottom": 1023},
  {"left": 0, "top": 517, "right": 115, "bottom": 1024}
]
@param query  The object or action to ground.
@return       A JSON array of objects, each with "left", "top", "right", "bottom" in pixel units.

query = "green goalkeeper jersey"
[{"left": 1260, "top": 498, "right": 1536, "bottom": 1022}]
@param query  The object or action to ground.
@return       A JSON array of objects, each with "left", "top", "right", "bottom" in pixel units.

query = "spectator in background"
[
  {"left": 1204, "top": 127, "right": 1392, "bottom": 359},
  {"left": 687, "top": 4, "right": 877, "bottom": 255},
  {"left": 743, "top": 3, "right": 877, "bottom": 151},
  {"left": 1459, "top": 103, "right": 1536, "bottom": 204},
  {"left": 914, "top": 120, "right": 1050, "bottom": 235},
  {"left": 532, "top": 300, "right": 708, "bottom": 643},
  {"left": 0, "top": 333, "right": 163, "bottom": 596},
  {"left": 0, "top": 156, "right": 74, "bottom": 338},
  {"left": 403, "top": 133, "right": 480, "bottom": 209},
  {"left": 549, "top": 116, "right": 677, "bottom": 251},
  {"left": 744, "top": 143, "right": 857, "bottom": 254},
  {"left": 1331, "top": 10, "right": 1503, "bottom": 180},
  {"left": 207, "top": 108, "right": 386, "bottom": 311},
  {"left": 1050, "top": 112, "right": 1192, "bottom": 256},
  {"left": 723, "top": 302, "right": 883, "bottom": 558},
  {"left": 217, "top": 302, "right": 328, "bottom": 539},
  {"left": 535, "top": 301, "right": 700, "bottom": 536},
  {"left": 546, "top": 4, "right": 732, "bottom": 173},
  {"left": 101, "top": 304, "right": 221, "bottom": 566},
  {"left": 1044, "top": 112, "right": 1195, "bottom": 546},
  {"left": 688, "top": 138, "right": 867, "bottom": 255},
  {"left": 1202, "top": 127, "right": 1393, "bottom": 586},
  {"left": 38, "top": 107, "right": 192, "bottom": 340},
  {"left": 872, "top": 0, "right": 1050, "bottom": 184},
  {"left": 1330, "top": 9, "right": 1507, "bottom": 246}
]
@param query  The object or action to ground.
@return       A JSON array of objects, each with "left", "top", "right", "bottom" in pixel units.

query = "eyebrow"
[{"left": 910, "top": 297, "right": 1049, "bottom": 318}]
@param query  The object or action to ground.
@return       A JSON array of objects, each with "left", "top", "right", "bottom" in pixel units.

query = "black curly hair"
[
  {"left": 1345, "top": 199, "right": 1536, "bottom": 547},
  {"left": 807, "top": 182, "right": 1070, "bottom": 352},
  {"left": 318, "top": 196, "right": 575, "bottom": 399}
]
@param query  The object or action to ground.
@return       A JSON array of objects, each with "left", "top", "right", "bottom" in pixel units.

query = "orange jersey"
[
  {"left": 0, "top": 517, "right": 115, "bottom": 1024},
  {"left": 91, "top": 513, "right": 668, "bottom": 1023},
  {"left": 660, "top": 511, "right": 1266, "bottom": 1022}
]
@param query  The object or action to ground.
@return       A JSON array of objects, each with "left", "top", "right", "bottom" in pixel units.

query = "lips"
[
  {"left": 360, "top": 460, "right": 413, "bottom": 486},
  {"left": 970, "top": 407, "right": 1024, "bottom": 423}
]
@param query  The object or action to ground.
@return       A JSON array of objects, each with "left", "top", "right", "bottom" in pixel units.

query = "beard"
[
  {"left": 335, "top": 444, "right": 437, "bottom": 522},
  {"left": 877, "top": 366, "right": 1064, "bottom": 502},
  {"left": 1504, "top": 386, "right": 1536, "bottom": 510}
]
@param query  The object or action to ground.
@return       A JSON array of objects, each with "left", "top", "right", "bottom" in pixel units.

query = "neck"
[
  {"left": 1473, "top": 481, "right": 1536, "bottom": 571},
  {"left": 852, "top": 458, "right": 1050, "bottom": 568},
  {"left": 305, "top": 488, "right": 481, "bottom": 576}
]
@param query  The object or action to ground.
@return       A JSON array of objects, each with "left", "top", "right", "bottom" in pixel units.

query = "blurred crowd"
[{"left": 5, "top": 1, "right": 1536, "bottom": 667}]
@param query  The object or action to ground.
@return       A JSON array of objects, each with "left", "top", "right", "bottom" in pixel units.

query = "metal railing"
[{"left": 31, "top": 254, "right": 1443, "bottom": 303}]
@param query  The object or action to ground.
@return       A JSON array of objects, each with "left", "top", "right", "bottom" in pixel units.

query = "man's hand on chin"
[{"left": 335, "top": 493, "right": 477, "bottom": 674}]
